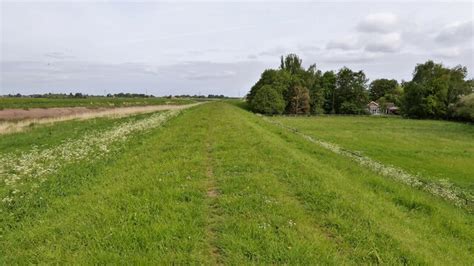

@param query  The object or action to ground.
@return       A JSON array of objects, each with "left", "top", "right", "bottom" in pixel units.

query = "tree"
[
  {"left": 335, "top": 67, "right": 369, "bottom": 114},
  {"left": 250, "top": 85, "right": 286, "bottom": 115},
  {"left": 247, "top": 69, "right": 291, "bottom": 104},
  {"left": 401, "top": 60, "right": 471, "bottom": 119},
  {"left": 287, "top": 86, "right": 310, "bottom": 114},
  {"left": 450, "top": 93, "right": 474, "bottom": 121},
  {"left": 369, "top": 79, "right": 398, "bottom": 101},
  {"left": 321, "top": 71, "right": 337, "bottom": 114},
  {"left": 280, "top": 54, "right": 303, "bottom": 75}
]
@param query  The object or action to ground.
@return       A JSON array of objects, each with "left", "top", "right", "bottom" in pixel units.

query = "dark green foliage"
[
  {"left": 247, "top": 69, "right": 291, "bottom": 104},
  {"left": 334, "top": 67, "right": 369, "bottom": 114},
  {"left": 280, "top": 54, "right": 303, "bottom": 75},
  {"left": 401, "top": 61, "right": 471, "bottom": 119},
  {"left": 250, "top": 85, "right": 286, "bottom": 114},
  {"left": 247, "top": 54, "right": 369, "bottom": 115},
  {"left": 321, "top": 71, "right": 337, "bottom": 114},
  {"left": 369, "top": 79, "right": 399, "bottom": 101},
  {"left": 340, "top": 102, "right": 367, "bottom": 115},
  {"left": 248, "top": 56, "right": 471, "bottom": 121}
]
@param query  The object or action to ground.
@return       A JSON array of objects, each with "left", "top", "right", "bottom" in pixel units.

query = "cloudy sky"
[{"left": 1, "top": 1, "right": 473, "bottom": 96}]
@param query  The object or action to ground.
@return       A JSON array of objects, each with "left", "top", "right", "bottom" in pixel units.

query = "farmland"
[
  {"left": 0, "top": 97, "right": 194, "bottom": 109},
  {"left": 0, "top": 101, "right": 473, "bottom": 264}
]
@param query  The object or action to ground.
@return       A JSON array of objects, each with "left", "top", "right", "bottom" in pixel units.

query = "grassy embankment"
[
  {"left": 271, "top": 115, "right": 474, "bottom": 194},
  {"left": 0, "top": 102, "right": 472, "bottom": 264},
  {"left": 0, "top": 97, "right": 194, "bottom": 109}
]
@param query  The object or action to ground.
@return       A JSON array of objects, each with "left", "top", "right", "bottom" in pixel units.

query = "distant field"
[
  {"left": 1, "top": 102, "right": 472, "bottom": 264},
  {"left": 0, "top": 97, "right": 194, "bottom": 109},
  {"left": 272, "top": 115, "right": 474, "bottom": 194}
]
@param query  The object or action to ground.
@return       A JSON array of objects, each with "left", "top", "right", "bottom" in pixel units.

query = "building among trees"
[{"left": 367, "top": 101, "right": 379, "bottom": 115}]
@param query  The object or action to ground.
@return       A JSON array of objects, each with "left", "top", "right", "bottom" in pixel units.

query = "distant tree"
[
  {"left": 402, "top": 60, "right": 471, "bottom": 119},
  {"left": 247, "top": 69, "right": 291, "bottom": 104},
  {"left": 335, "top": 67, "right": 369, "bottom": 114},
  {"left": 369, "top": 79, "right": 399, "bottom": 101},
  {"left": 250, "top": 85, "right": 286, "bottom": 114},
  {"left": 280, "top": 54, "right": 303, "bottom": 75},
  {"left": 287, "top": 86, "right": 310, "bottom": 114},
  {"left": 321, "top": 71, "right": 337, "bottom": 114}
]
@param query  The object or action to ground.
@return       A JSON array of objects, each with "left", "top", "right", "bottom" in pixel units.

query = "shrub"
[
  {"left": 451, "top": 93, "right": 474, "bottom": 122},
  {"left": 340, "top": 101, "right": 369, "bottom": 115},
  {"left": 250, "top": 85, "right": 286, "bottom": 115}
]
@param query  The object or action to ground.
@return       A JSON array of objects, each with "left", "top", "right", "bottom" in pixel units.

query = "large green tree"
[
  {"left": 402, "top": 61, "right": 471, "bottom": 119},
  {"left": 321, "top": 71, "right": 337, "bottom": 114},
  {"left": 334, "top": 67, "right": 369, "bottom": 114},
  {"left": 247, "top": 69, "right": 291, "bottom": 105},
  {"left": 369, "top": 79, "right": 399, "bottom": 101},
  {"left": 250, "top": 85, "right": 286, "bottom": 115},
  {"left": 280, "top": 54, "right": 303, "bottom": 75}
]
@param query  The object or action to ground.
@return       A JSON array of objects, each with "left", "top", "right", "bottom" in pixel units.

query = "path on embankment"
[{"left": 1, "top": 102, "right": 472, "bottom": 264}]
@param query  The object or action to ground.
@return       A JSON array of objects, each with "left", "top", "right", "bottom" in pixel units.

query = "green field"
[
  {"left": 272, "top": 115, "right": 474, "bottom": 194},
  {"left": 0, "top": 97, "right": 194, "bottom": 109},
  {"left": 1, "top": 101, "right": 473, "bottom": 264}
]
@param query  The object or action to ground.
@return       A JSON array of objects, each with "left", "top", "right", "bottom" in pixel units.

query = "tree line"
[{"left": 247, "top": 54, "right": 473, "bottom": 121}]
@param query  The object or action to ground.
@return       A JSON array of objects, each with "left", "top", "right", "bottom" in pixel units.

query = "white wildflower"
[
  {"left": 0, "top": 110, "right": 181, "bottom": 204},
  {"left": 264, "top": 117, "right": 473, "bottom": 210}
]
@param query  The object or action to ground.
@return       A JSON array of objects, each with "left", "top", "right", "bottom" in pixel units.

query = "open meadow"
[
  {"left": 0, "top": 101, "right": 472, "bottom": 264},
  {"left": 0, "top": 97, "right": 194, "bottom": 109}
]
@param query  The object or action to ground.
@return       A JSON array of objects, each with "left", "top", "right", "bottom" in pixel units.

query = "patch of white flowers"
[
  {"left": 0, "top": 110, "right": 180, "bottom": 205},
  {"left": 265, "top": 117, "right": 473, "bottom": 211}
]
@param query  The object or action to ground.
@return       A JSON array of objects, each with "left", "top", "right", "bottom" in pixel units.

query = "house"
[
  {"left": 367, "top": 101, "right": 380, "bottom": 115},
  {"left": 367, "top": 101, "right": 400, "bottom": 115},
  {"left": 385, "top": 102, "right": 399, "bottom": 115}
]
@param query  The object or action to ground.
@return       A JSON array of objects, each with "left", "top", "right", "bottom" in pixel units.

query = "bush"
[
  {"left": 451, "top": 94, "right": 474, "bottom": 122},
  {"left": 250, "top": 85, "right": 286, "bottom": 115},
  {"left": 340, "top": 101, "right": 369, "bottom": 115}
]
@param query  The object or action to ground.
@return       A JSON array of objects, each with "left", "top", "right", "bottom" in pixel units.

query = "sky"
[{"left": 1, "top": 1, "right": 473, "bottom": 97}]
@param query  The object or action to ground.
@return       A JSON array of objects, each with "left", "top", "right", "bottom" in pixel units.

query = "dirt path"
[
  {"left": 204, "top": 125, "right": 222, "bottom": 265},
  {"left": 0, "top": 103, "right": 201, "bottom": 135}
]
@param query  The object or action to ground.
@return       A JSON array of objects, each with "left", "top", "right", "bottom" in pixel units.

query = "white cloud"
[
  {"left": 435, "top": 20, "right": 473, "bottom": 44},
  {"left": 357, "top": 13, "right": 399, "bottom": 33},
  {"left": 434, "top": 47, "right": 462, "bottom": 58},
  {"left": 44, "top": 52, "right": 76, "bottom": 60},
  {"left": 364, "top": 32, "right": 402, "bottom": 53},
  {"left": 326, "top": 36, "right": 359, "bottom": 50},
  {"left": 182, "top": 70, "right": 236, "bottom": 80},
  {"left": 1, "top": 2, "right": 473, "bottom": 95}
]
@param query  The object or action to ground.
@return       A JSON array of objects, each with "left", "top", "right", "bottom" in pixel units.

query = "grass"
[
  {"left": 271, "top": 115, "right": 474, "bottom": 193},
  {"left": 0, "top": 97, "right": 194, "bottom": 109},
  {"left": 0, "top": 113, "right": 156, "bottom": 154},
  {"left": 0, "top": 102, "right": 472, "bottom": 264}
]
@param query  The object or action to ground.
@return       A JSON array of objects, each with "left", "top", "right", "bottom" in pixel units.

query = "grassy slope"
[
  {"left": 1, "top": 102, "right": 472, "bottom": 264},
  {"left": 0, "top": 113, "right": 156, "bottom": 154},
  {"left": 272, "top": 115, "right": 474, "bottom": 192},
  {"left": 0, "top": 97, "right": 194, "bottom": 109}
]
